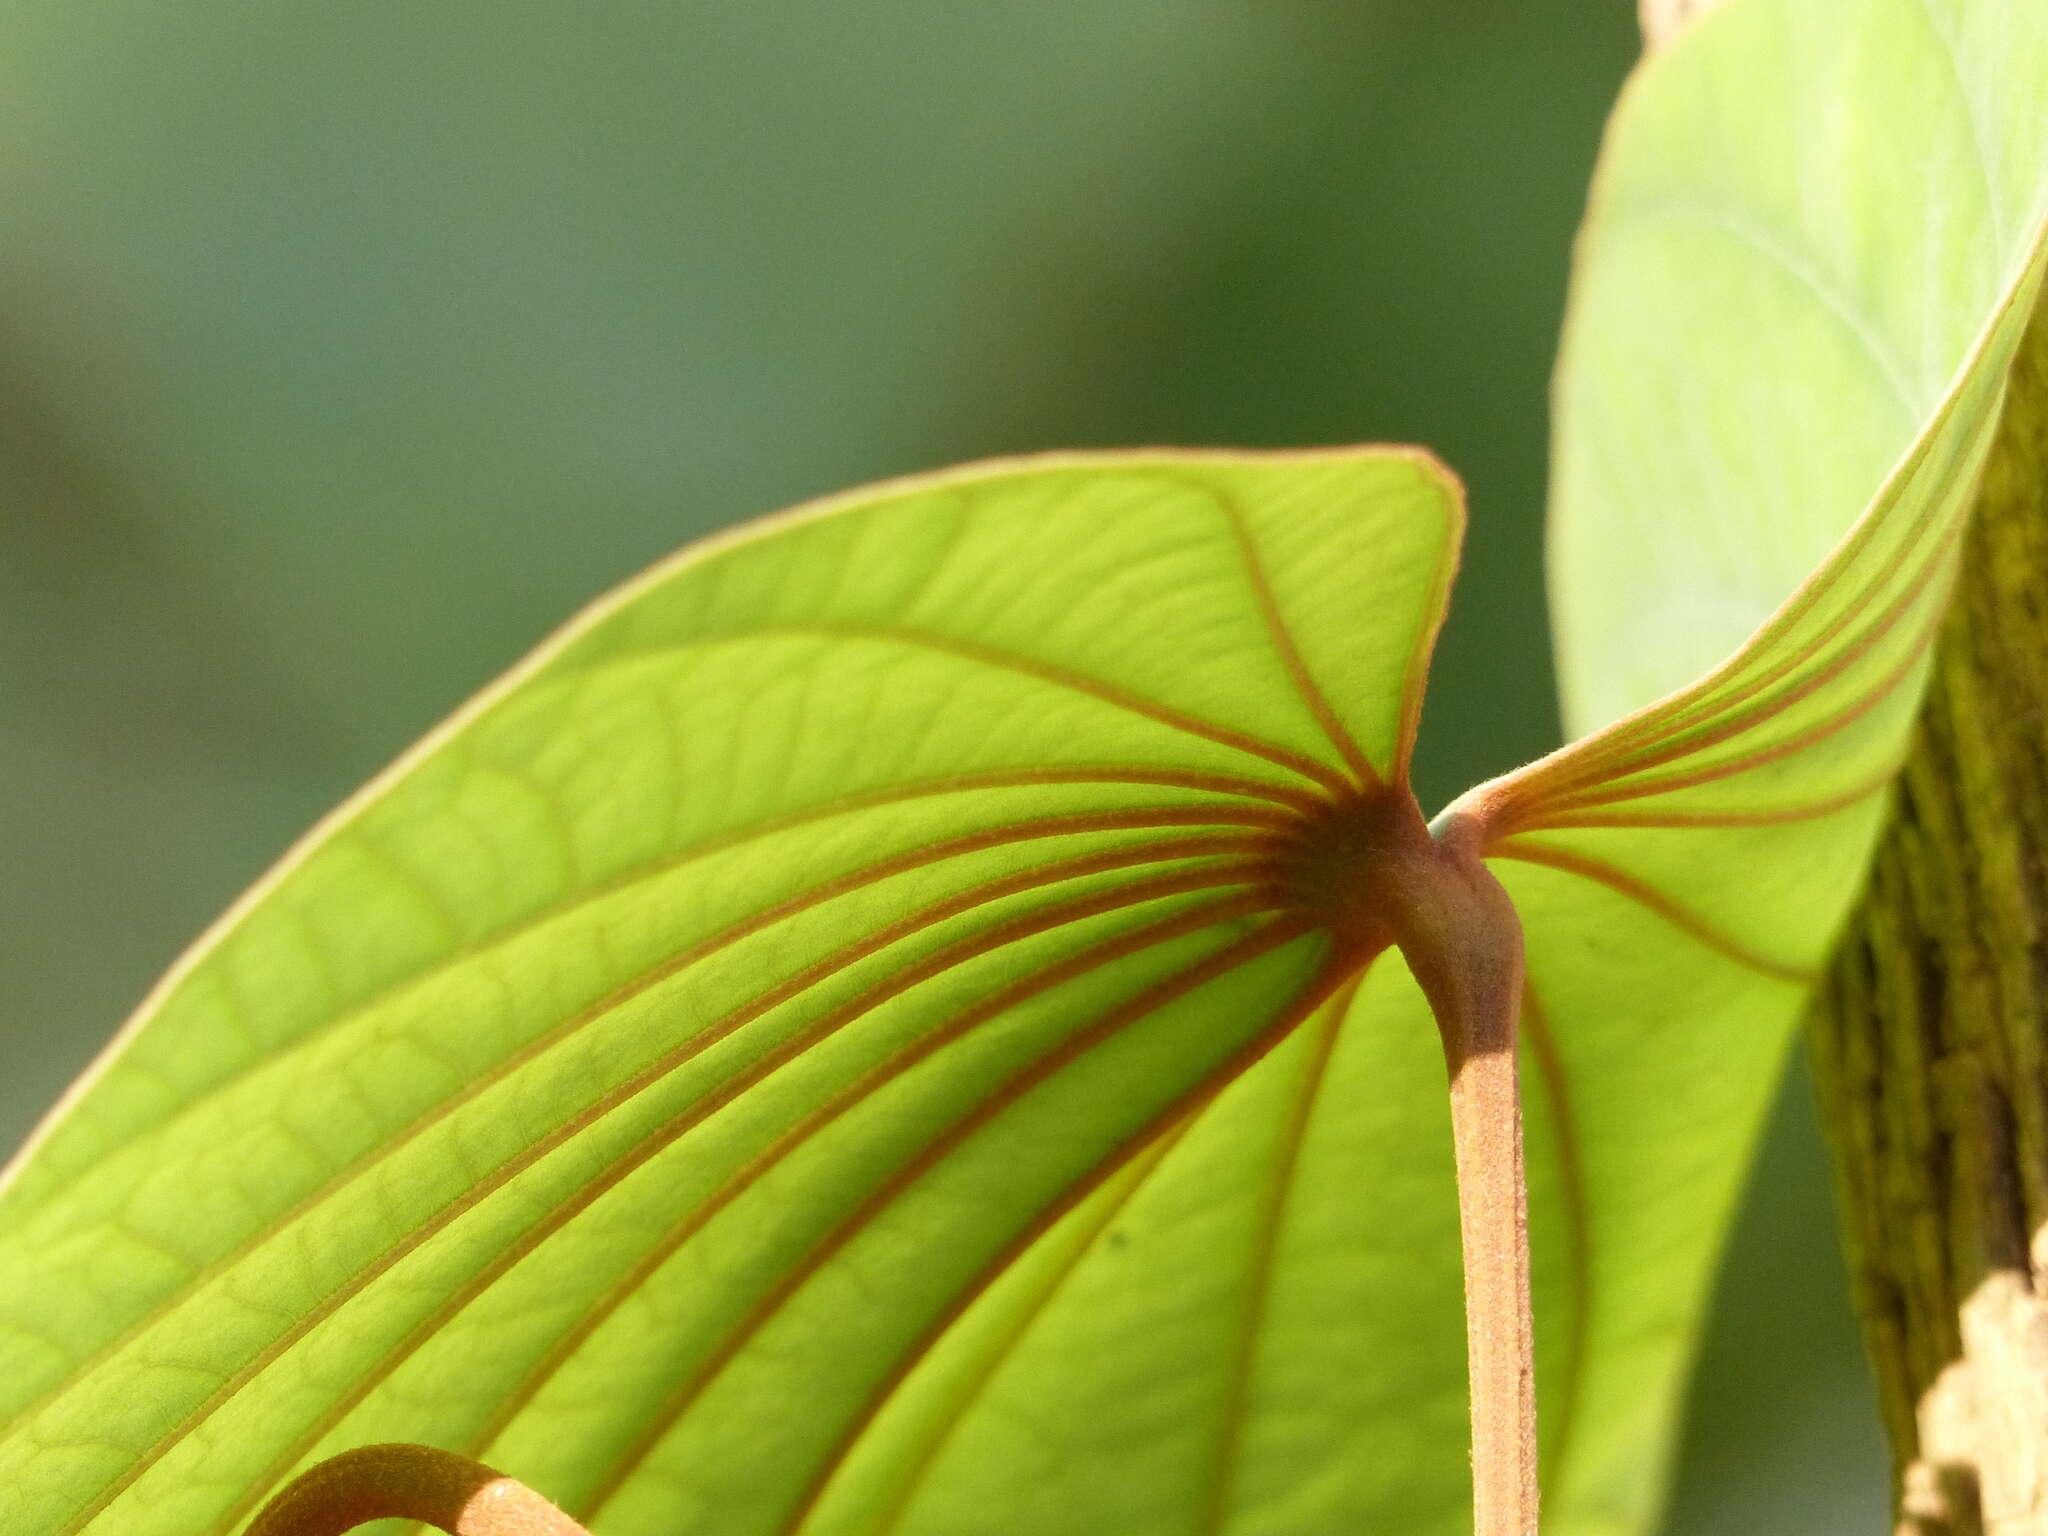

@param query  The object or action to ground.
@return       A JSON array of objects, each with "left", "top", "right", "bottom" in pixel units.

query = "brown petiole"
[{"left": 1288, "top": 785, "right": 1537, "bottom": 1536}]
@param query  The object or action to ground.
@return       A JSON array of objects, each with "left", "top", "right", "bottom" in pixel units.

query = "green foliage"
[
  {"left": 1553, "top": 0, "right": 2048, "bottom": 732},
  {"left": 0, "top": 451, "right": 1482, "bottom": 1536},
  {"left": 4, "top": 3, "right": 2048, "bottom": 1535}
]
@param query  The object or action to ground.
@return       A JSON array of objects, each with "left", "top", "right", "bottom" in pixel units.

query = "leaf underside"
[{"left": 4, "top": 4, "right": 2048, "bottom": 1536}]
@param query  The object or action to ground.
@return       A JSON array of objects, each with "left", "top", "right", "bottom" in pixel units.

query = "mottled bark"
[{"left": 1809, "top": 295, "right": 2048, "bottom": 1536}]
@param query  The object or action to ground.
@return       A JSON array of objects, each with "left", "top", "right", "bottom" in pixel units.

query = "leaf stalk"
[{"left": 1397, "top": 807, "right": 1538, "bottom": 1536}]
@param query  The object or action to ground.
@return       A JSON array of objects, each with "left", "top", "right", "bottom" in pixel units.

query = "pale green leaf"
[
  {"left": 1462, "top": 0, "right": 2048, "bottom": 1529},
  {"left": 1551, "top": 0, "right": 2048, "bottom": 734}
]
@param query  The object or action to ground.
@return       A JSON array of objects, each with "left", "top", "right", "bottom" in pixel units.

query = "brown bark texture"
[{"left": 1809, "top": 290, "right": 2048, "bottom": 1536}]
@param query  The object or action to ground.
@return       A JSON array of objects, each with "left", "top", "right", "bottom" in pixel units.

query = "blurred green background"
[{"left": 0, "top": 1, "right": 1886, "bottom": 1529}]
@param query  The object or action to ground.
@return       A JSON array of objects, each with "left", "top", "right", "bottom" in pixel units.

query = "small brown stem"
[
  {"left": 1386, "top": 807, "right": 1538, "bottom": 1536},
  {"left": 245, "top": 1444, "right": 591, "bottom": 1536}
]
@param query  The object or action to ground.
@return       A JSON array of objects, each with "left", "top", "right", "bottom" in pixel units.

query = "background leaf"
[
  {"left": 1492, "top": 0, "right": 2048, "bottom": 1527},
  {"left": 1454, "top": 236, "right": 2045, "bottom": 1534},
  {"left": 1550, "top": 0, "right": 2048, "bottom": 735}
]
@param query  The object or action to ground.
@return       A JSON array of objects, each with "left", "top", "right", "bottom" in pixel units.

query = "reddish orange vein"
[
  {"left": 1605, "top": 529, "right": 1953, "bottom": 780},
  {"left": 12, "top": 813, "right": 1292, "bottom": 1441},
  {"left": 804, "top": 1121, "right": 1206, "bottom": 1536},
  {"left": 1507, "top": 756, "right": 1900, "bottom": 833},
  {"left": 1205, "top": 974, "right": 1359, "bottom": 1535},
  {"left": 1217, "top": 501, "right": 1380, "bottom": 790},
  {"left": 796, "top": 965, "right": 1362, "bottom": 1536},
  {"left": 1533, "top": 521, "right": 1957, "bottom": 798},
  {"left": 1490, "top": 839, "right": 1813, "bottom": 985},
  {"left": 1524, "top": 391, "right": 1978, "bottom": 792},
  {"left": 1392, "top": 500, "right": 1462, "bottom": 787},
  {"left": 572, "top": 920, "right": 1335, "bottom": 1524},
  {"left": 61, "top": 858, "right": 1272, "bottom": 1536},
  {"left": 1480, "top": 571, "right": 1947, "bottom": 838},
  {"left": 1554, "top": 458, "right": 1960, "bottom": 776},
  {"left": 28, "top": 771, "right": 1313, "bottom": 1217},
  {"left": 436, "top": 893, "right": 1279, "bottom": 1484},
  {"left": 1540, "top": 592, "right": 1946, "bottom": 816},
  {"left": 652, "top": 621, "right": 1356, "bottom": 797}
]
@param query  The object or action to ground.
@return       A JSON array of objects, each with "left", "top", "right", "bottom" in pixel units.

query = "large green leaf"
[
  {"left": 0, "top": 449, "right": 1491, "bottom": 1536},
  {"left": 6, "top": 5, "right": 2048, "bottom": 1536}
]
